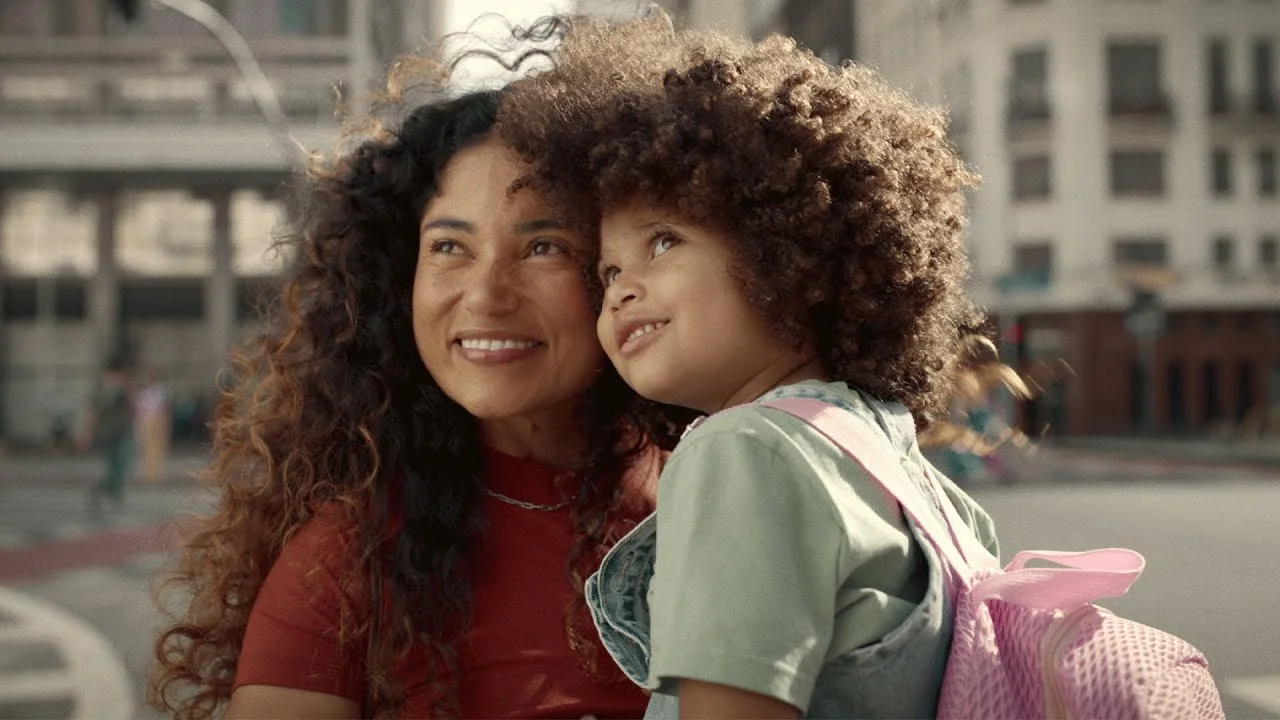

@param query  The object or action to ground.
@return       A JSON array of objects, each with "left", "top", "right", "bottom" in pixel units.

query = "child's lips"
[{"left": 616, "top": 319, "right": 669, "bottom": 357}]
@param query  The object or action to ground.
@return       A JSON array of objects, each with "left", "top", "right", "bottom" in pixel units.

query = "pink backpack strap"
[
  {"left": 970, "top": 548, "right": 1145, "bottom": 609},
  {"left": 761, "top": 397, "right": 1147, "bottom": 611},
  {"left": 759, "top": 397, "right": 990, "bottom": 581}
]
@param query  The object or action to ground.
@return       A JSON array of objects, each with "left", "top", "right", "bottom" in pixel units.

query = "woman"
[{"left": 150, "top": 79, "right": 687, "bottom": 718}]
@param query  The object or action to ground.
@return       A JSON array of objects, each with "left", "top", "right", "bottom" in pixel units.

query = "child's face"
[{"left": 596, "top": 199, "right": 809, "bottom": 414}]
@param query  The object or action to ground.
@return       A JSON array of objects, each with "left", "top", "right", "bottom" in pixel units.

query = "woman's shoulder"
[{"left": 268, "top": 503, "right": 367, "bottom": 586}]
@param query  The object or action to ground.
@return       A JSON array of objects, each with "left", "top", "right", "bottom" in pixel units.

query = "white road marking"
[
  {"left": 0, "top": 585, "right": 133, "bottom": 719},
  {"left": 1227, "top": 675, "right": 1280, "bottom": 716}
]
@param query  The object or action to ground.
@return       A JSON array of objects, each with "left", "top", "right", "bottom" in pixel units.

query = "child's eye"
[
  {"left": 529, "top": 238, "right": 568, "bottom": 257},
  {"left": 652, "top": 232, "right": 681, "bottom": 258},
  {"left": 600, "top": 266, "right": 620, "bottom": 287}
]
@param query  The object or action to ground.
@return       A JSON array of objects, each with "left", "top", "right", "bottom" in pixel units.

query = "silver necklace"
[{"left": 483, "top": 488, "right": 570, "bottom": 512}]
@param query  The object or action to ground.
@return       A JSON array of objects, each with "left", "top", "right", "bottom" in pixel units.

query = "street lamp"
[{"left": 110, "top": 0, "right": 306, "bottom": 167}]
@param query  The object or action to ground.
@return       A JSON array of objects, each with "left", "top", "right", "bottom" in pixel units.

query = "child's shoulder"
[
  {"left": 673, "top": 381, "right": 874, "bottom": 475},
  {"left": 680, "top": 380, "right": 870, "bottom": 446}
]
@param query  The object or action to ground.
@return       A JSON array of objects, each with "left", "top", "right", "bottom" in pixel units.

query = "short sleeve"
[
  {"left": 646, "top": 421, "right": 844, "bottom": 712},
  {"left": 233, "top": 509, "right": 365, "bottom": 701}
]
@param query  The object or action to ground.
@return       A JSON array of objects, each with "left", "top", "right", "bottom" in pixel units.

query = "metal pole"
[
  {"left": 149, "top": 0, "right": 305, "bottom": 166},
  {"left": 348, "top": 0, "right": 373, "bottom": 118}
]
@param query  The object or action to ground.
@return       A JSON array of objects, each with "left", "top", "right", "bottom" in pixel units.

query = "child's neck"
[{"left": 711, "top": 355, "right": 828, "bottom": 413}]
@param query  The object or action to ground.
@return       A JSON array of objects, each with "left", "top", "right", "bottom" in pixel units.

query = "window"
[
  {"left": 232, "top": 190, "right": 291, "bottom": 275},
  {"left": 1114, "top": 237, "right": 1168, "bottom": 266},
  {"left": 1237, "top": 362, "right": 1256, "bottom": 421},
  {"left": 1010, "top": 48, "right": 1050, "bottom": 119},
  {"left": 1130, "top": 360, "right": 1146, "bottom": 429},
  {"left": 1013, "top": 241, "right": 1054, "bottom": 275},
  {"left": 276, "top": 0, "right": 348, "bottom": 36},
  {"left": 51, "top": 0, "right": 76, "bottom": 36},
  {"left": 0, "top": 189, "right": 97, "bottom": 276},
  {"left": 120, "top": 279, "right": 205, "bottom": 320},
  {"left": 1111, "top": 150, "right": 1165, "bottom": 196},
  {"left": 1257, "top": 147, "right": 1277, "bottom": 195},
  {"left": 1203, "top": 361, "right": 1222, "bottom": 424},
  {"left": 1254, "top": 38, "right": 1275, "bottom": 113},
  {"left": 1213, "top": 235, "right": 1235, "bottom": 269},
  {"left": 1208, "top": 38, "right": 1230, "bottom": 114},
  {"left": 117, "top": 190, "right": 213, "bottom": 276},
  {"left": 1260, "top": 234, "right": 1278, "bottom": 268},
  {"left": 1013, "top": 155, "right": 1052, "bottom": 200},
  {"left": 0, "top": 278, "right": 87, "bottom": 320},
  {"left": 1167, "top": 362, "right": 1186, "bottom": 430},
  {"left": 1108, "top": 41, "right": 1165, "bottom": 113},
  {"left": 1212, "top": 148, "right": 1233, "bottom": 196}
]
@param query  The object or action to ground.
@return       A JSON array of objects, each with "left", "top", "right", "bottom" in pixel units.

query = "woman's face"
[{"left": 412, "top": 140, "right": 605, "bottom": 426}]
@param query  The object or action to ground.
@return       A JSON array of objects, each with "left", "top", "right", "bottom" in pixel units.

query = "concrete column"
[
  {"left": 206, "top": 189, "right": 234, "bottom": 386},
  {"left": 0, "top": 188, "right": 8, "bottom": 442},
  {"left": 89, "top": 189, "right": 120, "bottom": 370}
]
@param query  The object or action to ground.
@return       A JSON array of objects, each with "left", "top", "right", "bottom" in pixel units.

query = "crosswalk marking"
[
  {"left": 0, "top": 586, "right": 133, "bottom": 720},
  {"left": 0, "top": 669, "right": 77, "bottom": 701},
  {"left": 1228, "top": 675, "right": 1280, "bottom": 716}
]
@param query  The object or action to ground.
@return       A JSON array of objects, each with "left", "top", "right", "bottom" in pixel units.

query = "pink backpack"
[{"left": 763, "top": 398, "right": 1226, "bottom": 720}]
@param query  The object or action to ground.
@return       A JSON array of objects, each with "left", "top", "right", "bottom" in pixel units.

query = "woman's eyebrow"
[
  {"left": 514, "top": 218, "right": 564, "bottom": 234},
  {"left": 421, "top": 217, "right": 474, "bottom": 233}
]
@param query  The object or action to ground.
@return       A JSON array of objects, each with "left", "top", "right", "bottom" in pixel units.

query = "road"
[{"left": 0, "top": 449, "right": 1277, "bottom": 719}]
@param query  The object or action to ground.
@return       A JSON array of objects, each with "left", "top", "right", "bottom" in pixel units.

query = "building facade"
[
  {"left": 859, "top": 0, "right": 1280, "bottom": 436},
  {"left": 575, "top": 0, "right": 855, "bottom": 63},
  {"left": 0, "top": 0, "right": 438, "bottom": 445}
]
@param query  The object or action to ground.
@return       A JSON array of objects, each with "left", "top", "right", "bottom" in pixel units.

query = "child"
[{"left": 500, "top": 13, "right": 1004, "bottom": 718}]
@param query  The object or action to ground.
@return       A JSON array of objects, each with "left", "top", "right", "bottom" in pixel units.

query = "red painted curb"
[{"left": 0, "top": 523, "right": 183, "bottom": 584}]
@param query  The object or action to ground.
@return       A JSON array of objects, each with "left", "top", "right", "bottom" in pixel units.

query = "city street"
[{"left": 0, "top": 449, "right": 1278, "bottom": 719}]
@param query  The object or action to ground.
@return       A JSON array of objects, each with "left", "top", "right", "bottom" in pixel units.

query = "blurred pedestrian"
[
  {"left": 135, "top": 369, "right": 171, "bottom": 483},
  {"left": 87, "top": 361, "right": 134, "bottom": 513}
]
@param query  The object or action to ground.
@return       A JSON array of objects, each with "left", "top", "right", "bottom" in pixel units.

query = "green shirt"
[{"left": 646, "top": 380, "right": 999, "bottom": 709}]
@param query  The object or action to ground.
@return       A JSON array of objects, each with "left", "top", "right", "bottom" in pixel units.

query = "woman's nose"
[{"left": 463, "top": 259, "right": 520, "bottom": 315}]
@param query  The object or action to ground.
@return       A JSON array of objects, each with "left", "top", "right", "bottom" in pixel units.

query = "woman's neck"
[{"left": 478, "top": 407, "right": 589, "bottom": 468}]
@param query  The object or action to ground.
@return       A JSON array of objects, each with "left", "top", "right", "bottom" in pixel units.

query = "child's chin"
[{"left": 620, "top": 373, "right": 678, "bottom": 407}]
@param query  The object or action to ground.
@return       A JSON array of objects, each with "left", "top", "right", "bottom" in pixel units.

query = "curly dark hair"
[
  {"left": 149, "top": 50, "right": 687, "bottom": 719},
  {"left": 499, "top": 14, "right": 985, "bottom": 425}
]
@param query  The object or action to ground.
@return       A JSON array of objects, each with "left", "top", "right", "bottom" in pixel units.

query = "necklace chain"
[{"left": 483, "top": 488, "right": 570, "bottom": 512}]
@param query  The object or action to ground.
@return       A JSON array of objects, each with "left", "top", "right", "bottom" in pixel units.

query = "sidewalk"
[
  {"left": 1048, "top": 436, "right": 1280, "bottom": 470},
  {"left": 0, "top": 449, "right": 209, "bottom": 488}
]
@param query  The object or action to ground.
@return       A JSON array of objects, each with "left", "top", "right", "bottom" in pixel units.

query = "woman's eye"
[
  {"left": 529, "top": 239, "right": 567, "bottom": 257},
  {"left": 600, "top": 266, "right": 620, "bottom": 287},
  {"left": 652, "top": 233, "right": 680, "bottom": 257},
  {"left": 429, "top": 240, "right": 463, "bottom": 255}
]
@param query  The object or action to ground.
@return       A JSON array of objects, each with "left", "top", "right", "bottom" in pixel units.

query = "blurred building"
[
  {"left": 0, "top": 0, "right": 439, "bottom": 445},
  {"left": 860, "top": 0, "right": 1280, "bottom": 437},
  {"left": 575, "top": 0, "right": 855, "bottom": 63}
]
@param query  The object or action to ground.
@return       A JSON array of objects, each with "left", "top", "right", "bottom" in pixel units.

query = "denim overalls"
[{"left": 585, "top": 383, "right": 969, "bottom": 718}]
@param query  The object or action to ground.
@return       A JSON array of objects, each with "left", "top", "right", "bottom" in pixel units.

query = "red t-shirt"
[{"left": 234, "top": 447, "right": 659, "bottom": 718}]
